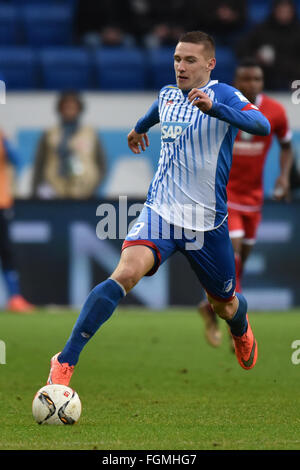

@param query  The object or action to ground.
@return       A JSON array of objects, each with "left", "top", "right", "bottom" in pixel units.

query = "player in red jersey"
[{"left": 198, "top": 58, "right": 293, "bottom": 348}]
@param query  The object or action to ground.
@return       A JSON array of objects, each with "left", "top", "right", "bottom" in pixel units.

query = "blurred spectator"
[
  {"left": 74, "top": 0, "right": 190, "bottom": 48},
  {"left": 0, "top": 131, "right": 35, "bottom": 312},
  {"left": 144, "top": 23, "right": 186, "bottom": 49},
  {"left": 126, "top": 0, "right": 154, "bottom": 43},
  {"left": 101, "top": 25, "right": 129, "bottom": 47},
  {"left": 32, "top": 92, "right": 106, "bottom": 199},
  {"left": 190, "top": 0, "right": 247, "bottom": 40},
  {"left": 236, "top": 0, "right": 300, "bottom": 90},
  {"left": 74, "top": 0, "right": 135, "bottom": 47},
  {"left": 129, "top": 0, "right": 189, "bottom": 48},
  {"left": 130, "top": 0, "right": 246, "bottom": 48}
]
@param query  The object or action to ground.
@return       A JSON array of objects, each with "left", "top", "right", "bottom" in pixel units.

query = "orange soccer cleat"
[
  {"left": 197, "top": 299, "right": 222, "bottom": 347},
  {"left": 6, "top": 294, "right": 35, "bottom": 314},
  {"left": 231, "top": 315, "right": 258, "bottom": 370},
  {"left": 47, "top": 353, "right": 74, "bottom": 386}
]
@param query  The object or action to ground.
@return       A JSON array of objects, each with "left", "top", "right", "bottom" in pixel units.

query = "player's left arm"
[
  {"left": 273, "top": 141, "right": 293, "bottom": 200},
  {"left": 272, "top": 106, "right": 293, "bottom": 200},
  {"left": 128, "top": 99, "right": 160, "bottom": 154},
  {"left": 188, "top": 87, "right": 271, "bottom": 136}
]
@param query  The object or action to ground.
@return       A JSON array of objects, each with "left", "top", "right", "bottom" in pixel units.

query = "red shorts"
[{"left": 228, "top": 207, "right": 262, "bottom": 245}]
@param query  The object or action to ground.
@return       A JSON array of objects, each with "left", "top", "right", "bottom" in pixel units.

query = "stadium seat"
[
  {"left": 0, "top": 47, "right": 38, "bottom": 90},
  {"left": 248, "top": 3, "right": 271, "bottom": 25},
  {"left": 94, "top": 47, "right": 146, "bottom": 90},
  {"left": 11, "top": 0, "right": 54, "bottom": 4},
  {"left": 39, "top": 47, "right": 92, "bottom": 90},
  {"left": 12, "top": 0, "right": 77, "bottom": 4},
  {"left": 247, "top": 0, "right": 272, "bottom": 4},
  {"left": 0, "top": 5, "right": 20, "bottom": 45},
  {"left": 22, "top": 5, "right": 73, "bottom": 46},
  {"left": 148, "top": 47, "right": 176, "bottom": 90},
  {"left": 212, "top": 46, "right": 237, "bottom": 85},
  {"left": 11, "top": 0, "right": 78, "bottom": 12}
]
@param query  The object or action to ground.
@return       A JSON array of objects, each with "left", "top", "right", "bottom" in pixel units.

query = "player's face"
[
  {"left": 234, "top": 67, "right": 264, "bottom": 103},
  {"left": 174, "top": 42, "right": 216, "bottom": 90}
]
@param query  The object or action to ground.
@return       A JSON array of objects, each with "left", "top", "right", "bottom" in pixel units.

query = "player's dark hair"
[
  {"left": 178, "top": 31, "right": 215, "bottom": 57},
  {"left": 56, "top": 91, "right": 84, "bottom": 114}
]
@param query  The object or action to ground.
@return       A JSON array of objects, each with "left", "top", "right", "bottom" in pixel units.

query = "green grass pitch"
[{"left": 1, "top": 307, "right": 300, "bottom": 450}]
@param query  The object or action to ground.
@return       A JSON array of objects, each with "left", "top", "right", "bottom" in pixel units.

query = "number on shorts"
[{"left": 129, "top": 222, "right": 145, "bottom": 237}]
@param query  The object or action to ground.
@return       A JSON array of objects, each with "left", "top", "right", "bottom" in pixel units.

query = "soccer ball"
[{"left": 32, "top": 384, "right": 81, "bottom": 425}]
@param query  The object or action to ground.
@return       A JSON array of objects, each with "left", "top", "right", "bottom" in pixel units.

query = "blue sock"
[
  {"left": 3, "top": 269, "right": 20, "bottom": 297},
  {"left": 59, "top": 278, "right": 125, "bottom": 366},
  {"left": 226, "top": 292, "right": 248, "bottom": 337}
]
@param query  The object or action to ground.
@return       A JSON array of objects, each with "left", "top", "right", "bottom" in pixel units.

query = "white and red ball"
[{"left": 32, "top": 384, "right": 81, "bottom": 425}]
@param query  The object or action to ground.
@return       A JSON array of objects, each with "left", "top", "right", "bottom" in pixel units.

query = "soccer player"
[
  {"left": 46, "top": 31, "right": 270, "bottom": 386},
  {"left": 198, "top": 58, "right": 293, "bottom": 348},
  {"left": 0, "top": 131, "right": 35, "bottom": 312}
]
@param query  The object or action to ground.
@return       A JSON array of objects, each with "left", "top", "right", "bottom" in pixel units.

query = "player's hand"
[
  {"left": 127, "top": 129, "right": 149, "bottom": 154},
  {"left": 188, "top": 88, "right": 213, "bottom": 113},
  {"left": 273, "top": 175, "right": 290, "bottom": 201}
]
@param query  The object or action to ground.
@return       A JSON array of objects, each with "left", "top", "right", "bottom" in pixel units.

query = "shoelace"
[
  {"left": 59, "top": 362, "right": 74, "bottom": 375},
  {"left": 234, "top": 334, "right": 251, "bottom": 355}
]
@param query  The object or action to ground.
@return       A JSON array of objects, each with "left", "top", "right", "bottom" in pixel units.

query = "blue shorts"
[{"left": 122, "top": 206, "right": 236, "bottom": 302}]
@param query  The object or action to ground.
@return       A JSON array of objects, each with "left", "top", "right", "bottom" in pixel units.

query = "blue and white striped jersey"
[{"left": 135, "top": 80, "right": 270, "bottom": 231}]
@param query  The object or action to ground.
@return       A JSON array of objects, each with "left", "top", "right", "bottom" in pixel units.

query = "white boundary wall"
[{"left": 1, "top": 92, "right": 300, "bottom": 139}]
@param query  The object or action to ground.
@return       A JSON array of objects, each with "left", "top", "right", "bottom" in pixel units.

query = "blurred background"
[{"left": 0, "top": 0, "right": 299, "bottom": 310}]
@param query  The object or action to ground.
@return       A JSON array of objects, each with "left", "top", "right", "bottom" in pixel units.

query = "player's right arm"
[
  {"left": 128, "top": 99, "right": 159, "bottom": 154},
  {"left": 127, "top": 129, "right": 149, "bottom": 154}
]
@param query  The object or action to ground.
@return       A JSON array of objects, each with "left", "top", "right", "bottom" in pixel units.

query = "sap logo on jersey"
[{"left": 161, "top": 121, "right": 190, "bottom": 142}]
